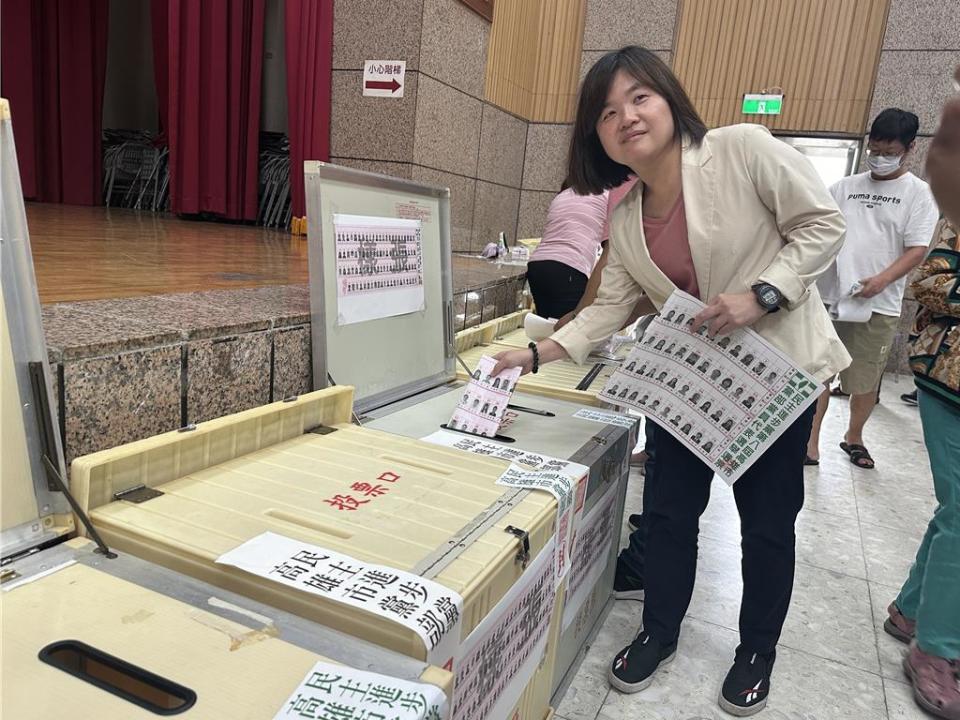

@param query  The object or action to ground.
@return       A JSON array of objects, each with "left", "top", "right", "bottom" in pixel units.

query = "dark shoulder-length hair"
[{"left": 567, "top": 46, "right": 707, "bottom": 195}]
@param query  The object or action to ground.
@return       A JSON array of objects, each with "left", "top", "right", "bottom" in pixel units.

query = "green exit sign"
[{"left": 742, "top": 94, "right": 783, "bottom": 115}]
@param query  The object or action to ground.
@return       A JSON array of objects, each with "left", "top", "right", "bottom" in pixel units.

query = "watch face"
[{"left": 761, "top": 288, "right": 778, "bottom": 305}]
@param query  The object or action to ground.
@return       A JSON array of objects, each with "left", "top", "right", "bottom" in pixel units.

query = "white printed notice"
[
  {"left": 274, "top": 661, "right": 447, "bottom": 720},
  {"left": 421, "top": 429, "right": 589, "bottom": 478},
  {"left": 448, "top": 356, "right": 522, "bottom": 438},
  {"left": 451, "top": 538, "right": 556, "bottom": 720},
  {"left": 333, "top": 213, "right": 424, "bottom": 326},
  {"left": 216, "top": 532, "right": 462, "bottom": 667},
  {"left": 562, "top": 482, "right": 618, "bottom": 631},
  {"left": 571, "top": 407, "right": 637, "bottom": 430},
  {"left": 599, "top": 290, "right": 823, "bottom": 484},
  {"left": 497, "top": 465, "right": 581, "bottom": 583}
]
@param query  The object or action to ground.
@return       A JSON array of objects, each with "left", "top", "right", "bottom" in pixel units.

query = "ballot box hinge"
[
  {"left": 412, "top": 487, "right": 530, "bottom": 579},
  {"left": 504, "top": 525, "right": 531, "bottom": 568},
  {"left": 113, "top": 484, "right": 164, "bottom": 504}
]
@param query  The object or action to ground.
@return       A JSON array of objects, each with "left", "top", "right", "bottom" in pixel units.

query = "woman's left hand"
[{"left": 693, "top": 293, "right": 767, "bottom": 337}]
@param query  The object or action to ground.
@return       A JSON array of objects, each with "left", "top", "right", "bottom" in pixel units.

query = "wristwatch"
[{"left": 751, "top": 283, "right": 783, "bottom": 313}]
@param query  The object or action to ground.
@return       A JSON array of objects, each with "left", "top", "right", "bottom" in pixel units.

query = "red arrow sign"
[{"left": 364, "top": 78, "right": 401, "bottom": 93}]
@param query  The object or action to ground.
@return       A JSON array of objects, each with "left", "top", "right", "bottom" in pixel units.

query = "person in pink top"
[
  {"left": 526, "top": 182, "right": 609, "bottom": 319},
  {"left": 553, "top": 176, "right": 640, "bottom": 328}
]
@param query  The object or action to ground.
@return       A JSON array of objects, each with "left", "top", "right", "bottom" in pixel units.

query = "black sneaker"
[
  {"left": 608, "top": 631, "right": 677, "bottom": 693},
  {"left": 901, "top": 390, "right": 918, "bottom": 406},
  {"left": 719, "top": 647, "right": 776, "bottom": 716},
  {"left": 628, "top": 513, "right": 643, "bottom": 531},
  {"left": 613, "top": 557, "right": 645, "bottom": 600}
]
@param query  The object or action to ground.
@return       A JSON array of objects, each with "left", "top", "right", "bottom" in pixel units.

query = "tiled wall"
[
  {"left": 515, "top": 0, "right": 680, "bottom": 241},
  {"left": 44, "top": 286, "right": 314, "bottom": 467},
  {"left": 45, "top": 264, "right": 527, "bottom": 468},
  {"left": 329, "top": 0, "right": 528, "bottom": 253},
  {"left": 872, "top": 0, "right": 959, "bottom": 372}
]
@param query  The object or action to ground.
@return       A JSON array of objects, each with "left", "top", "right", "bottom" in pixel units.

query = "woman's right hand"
[{"left": 492, "top": 348, "right": 535, "bottom": 376}]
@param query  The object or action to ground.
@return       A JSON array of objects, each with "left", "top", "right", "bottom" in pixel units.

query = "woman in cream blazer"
[{"left": 493, "top": 47, "right": 850, "bottom": 716}]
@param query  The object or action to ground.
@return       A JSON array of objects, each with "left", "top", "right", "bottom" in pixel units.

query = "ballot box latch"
[{"left": 504, "top": 525, "right": 531, "bottom": 568}]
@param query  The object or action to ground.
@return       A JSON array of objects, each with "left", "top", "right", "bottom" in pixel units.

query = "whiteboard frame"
[
  {"left": 306, "top": 162, "right": 455, "bottom": 415},
  {"left": 1, "top": 99, "right": 70, "bottom": 557}
]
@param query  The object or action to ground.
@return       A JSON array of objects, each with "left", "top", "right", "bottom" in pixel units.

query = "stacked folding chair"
[{"left": 257, "top": 132, "right": 292, "bottom": 229}]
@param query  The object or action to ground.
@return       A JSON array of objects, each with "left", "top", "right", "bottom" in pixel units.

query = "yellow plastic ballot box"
[
  {"left": 71, "top": 387, "right": 564, "bottom": 720},
  {"left": 2, "top": 539, "right": 453, "bottom": 719}
]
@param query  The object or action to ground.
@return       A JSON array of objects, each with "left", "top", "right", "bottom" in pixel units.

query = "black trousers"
[
  {"left": 526, "top": 259, "right": 589, "bottom": 319},
  {"left": 642, "top": 405, "right": 815, "bottom": 654}
]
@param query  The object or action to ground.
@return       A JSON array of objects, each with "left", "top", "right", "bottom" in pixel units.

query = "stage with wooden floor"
[
  {"left": 27, "top": 203, "right": 308, "bottom": 304},
  {"left": 27, "top": 202, "right": 529, "bottom": 471}
]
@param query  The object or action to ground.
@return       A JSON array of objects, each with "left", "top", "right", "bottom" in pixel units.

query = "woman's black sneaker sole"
[
  {"left": 608, "top": 649, "right": 676, "bottom": 693},
  {"left": 718, "top": 692, "right": 767, "bottom": 717}
]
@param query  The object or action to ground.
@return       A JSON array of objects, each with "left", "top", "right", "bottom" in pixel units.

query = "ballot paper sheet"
[
  {"left": 448, "top": 356, "right": 521, "bottom": 438},
  {"left": 600, "top": 291, "right": 823, "bottom": 484}
]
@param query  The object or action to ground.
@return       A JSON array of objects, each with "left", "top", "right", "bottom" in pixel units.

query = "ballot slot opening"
[
  {"left": 39, "top": 640, "right": 197, "bottom": 715},
  {"left": 440, "top": 423, "right": 516, "bottom": 443}
]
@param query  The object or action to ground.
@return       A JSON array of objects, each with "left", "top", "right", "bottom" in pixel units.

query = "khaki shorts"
[{"left": 833, "top": 314, "right": 900, "bottom": 395}]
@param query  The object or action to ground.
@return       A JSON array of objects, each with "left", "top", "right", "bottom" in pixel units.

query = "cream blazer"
[{"left": 552, "top": 124, "right": 852, "bottom": 382}]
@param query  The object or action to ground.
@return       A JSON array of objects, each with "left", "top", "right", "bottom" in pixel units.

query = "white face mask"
[{"left": 866, "top": 153, "right": 903, "bottom": 177}]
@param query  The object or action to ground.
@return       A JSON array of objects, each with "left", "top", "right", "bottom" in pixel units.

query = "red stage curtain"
[
  {"left": 163, "top": 0, "right": 265, "bottom": 221},
  {"left": 0, "top": 0, "right": 108, "bottom": 205},
  {"left": 284, "top": 0, "right": 334, "bottom": 228},
  {"left": 150, "top": 0, "right": 168, "bottom": 141}
]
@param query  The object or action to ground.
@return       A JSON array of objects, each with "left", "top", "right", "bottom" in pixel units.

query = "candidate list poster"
[{"left": 600, "top": 291, "right": 823, "bottom": 484}]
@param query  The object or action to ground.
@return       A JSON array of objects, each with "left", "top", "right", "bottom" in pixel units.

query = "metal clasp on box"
[{"left": 504, "top": 525, "right": 530, "bottom": 568}]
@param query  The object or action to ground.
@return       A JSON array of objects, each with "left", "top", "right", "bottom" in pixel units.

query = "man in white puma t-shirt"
[{"left": 807, "top": 108, "right": 939, "bottom": 470}]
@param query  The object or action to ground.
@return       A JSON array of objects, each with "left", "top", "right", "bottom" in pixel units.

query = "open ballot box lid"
[
  {"left": 1, "top": 97, "right": 452, "bottom": 720},
  {"left": 305, "top": 161, "right": 456, "bottom": 416},
  {"left": 0, "top": 97, "right": 74, "bottom": 561}
]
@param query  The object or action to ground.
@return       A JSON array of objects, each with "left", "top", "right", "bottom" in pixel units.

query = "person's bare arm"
[
  {"left": 492, "top": 339, "right": 569, "bottom": 376},
  {"left": 855, "top": 246, "right": 929, "bottom": 298}
]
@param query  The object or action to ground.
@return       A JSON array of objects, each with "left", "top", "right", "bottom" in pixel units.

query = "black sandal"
[
  {"left": 803, "top": 455, "right": 819, "bottom": 466},
  {"left": 840, "top": 441, "right": 875, "bottom": 469}
]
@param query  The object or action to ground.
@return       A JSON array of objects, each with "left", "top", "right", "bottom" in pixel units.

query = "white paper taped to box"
[{"left": 217, "top": 532, "right": 463, "bottom": 668}]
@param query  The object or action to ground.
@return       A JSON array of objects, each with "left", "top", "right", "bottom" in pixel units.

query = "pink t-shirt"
[
  {"left": 643, "top": 194, "right": 700, "bottom": 299},
  {"left": 530, "top": 188, "right": 609, "bottom": 278}
]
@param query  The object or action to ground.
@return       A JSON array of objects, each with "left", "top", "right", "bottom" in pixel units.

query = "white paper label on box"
[
  {"left": 274, "top": 660, "right": 447, "bottom": 720},
  {"left": 421, "top": 429, "right": 589, "bottom": 478},
  {"left": 496, "top": 464, "right": 581, "bottom": 583},
  {"left": 562, "top": 482, "right": 618, "bottom": 631},
  {"left": 572, "top": 407, "right": 637, "bottom": 430},
  {"left": 451, "top": 538, "right": 556, "bottom": 720},
  {"left": 598, "top": 290, "right": 823, "bottom": 484},
  {"left": 217, "top": 532, "right": 462, "bottom": 667}
]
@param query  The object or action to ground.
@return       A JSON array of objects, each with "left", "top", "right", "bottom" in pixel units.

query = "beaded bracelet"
[{"left": 527, "top": 342, "right": 540, "bottom": 374}]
